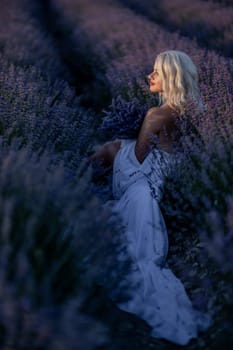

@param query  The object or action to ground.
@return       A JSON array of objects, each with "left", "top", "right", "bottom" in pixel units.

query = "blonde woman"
[{"left": 89, "top": 50, "right": 212, "bottom": 345}]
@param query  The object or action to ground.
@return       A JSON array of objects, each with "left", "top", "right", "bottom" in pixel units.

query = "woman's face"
[{"left": 147, "top": 62, "right": 163, "bottom": 93}]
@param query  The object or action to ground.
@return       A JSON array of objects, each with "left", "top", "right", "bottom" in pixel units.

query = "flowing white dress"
[{"left": 107, "top": 138, "right": 213, "bottom": 346}]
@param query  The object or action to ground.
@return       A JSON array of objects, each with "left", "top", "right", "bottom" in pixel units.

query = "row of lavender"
[
  {"left": 0, "top": 0, "right": 130, "bottom": 348},
  {"left": 203, "top": 0, "right": 233, "bottom": 6},
  {"left": 52, "top": 0, "right": 233, "bottom": 346},
  {"left": 118, "top": 0, "right": 233, "bottom": 57}
]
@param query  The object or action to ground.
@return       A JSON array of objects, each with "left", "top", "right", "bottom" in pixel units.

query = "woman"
[{"left": 89, "top": 50, "right": 212, "bottom": 345}]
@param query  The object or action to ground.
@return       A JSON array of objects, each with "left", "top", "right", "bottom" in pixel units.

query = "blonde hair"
[{"left": 155, "top": 50, "right": 205, "bottom": 115}]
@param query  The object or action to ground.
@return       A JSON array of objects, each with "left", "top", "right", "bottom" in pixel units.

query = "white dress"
[{"left": 107, "top": 138, "right": 213, "bottom": 346}]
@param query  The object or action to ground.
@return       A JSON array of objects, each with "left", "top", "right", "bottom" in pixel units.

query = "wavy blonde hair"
[{"left": 155, "top": 50, "right": 205, "bottom": 115}]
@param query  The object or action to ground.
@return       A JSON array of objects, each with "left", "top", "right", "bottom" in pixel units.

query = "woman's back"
[{"left": 144, "top": 104, "right": 182, "bottom": 154}]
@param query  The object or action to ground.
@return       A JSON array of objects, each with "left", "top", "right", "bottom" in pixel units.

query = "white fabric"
[{"left": 108, "top": 138, "right": 213, "bottom": 346}]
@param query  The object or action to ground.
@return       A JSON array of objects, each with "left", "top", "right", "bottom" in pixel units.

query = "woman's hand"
[
  {"left": 88, "top": 140, "right": 121, "bottom": 184},
  {"left": 89, "top": 140, "right": 121, "bottom": 164}
]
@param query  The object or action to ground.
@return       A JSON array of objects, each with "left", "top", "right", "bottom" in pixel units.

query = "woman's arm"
[
  {"left": 89, "top": 139, "right": 121, "bottom": 166},
  {"left": 88, "top": 139, "right": 121, "bottom": 183}
]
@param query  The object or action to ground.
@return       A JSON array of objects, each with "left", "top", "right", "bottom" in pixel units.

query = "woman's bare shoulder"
[
  {"left": 146, "top": 105, "right": 179, "bottom": 121},
  {"left": 146, "top": 106, "right": 161, "bottom": 116},
  {"left": 144, "top": 107, "right": 170, "bottom": 125}
]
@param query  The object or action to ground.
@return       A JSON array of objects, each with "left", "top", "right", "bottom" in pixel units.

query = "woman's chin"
[{"left": 149, "top": 85, "right": 157, "bottom": 92}]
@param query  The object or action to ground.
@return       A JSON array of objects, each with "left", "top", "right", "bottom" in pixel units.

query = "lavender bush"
[
  {"left": 119, "top": 0, "right": 233, "bottom": 57},
  {"left": 160, "top": 108, "right": 233, "bottom": 346},
  {"left": 203, "top": 0, "right": 232, "bottom": 6},
  {"left": 99, "top": 95, "right": 149, "bottom": 139},
  {"left": 0, "top": 0, "right": 134, "bottom": 348},
  {"left": 52, "top": 0, "right": 233, "bottom": 123},
  {"left": 0, "top": 270, "right": 107, "bottom": 350},
  {"left": 0, "top": 0, "right": 96, "bottom": 172},
  {"left": 0, "top": 137, "right": 132, "bottom": 348}
]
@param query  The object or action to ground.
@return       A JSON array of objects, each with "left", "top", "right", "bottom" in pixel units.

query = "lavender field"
[{"left": 0, "top": 0, "right": 232, "bottom": 349}]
